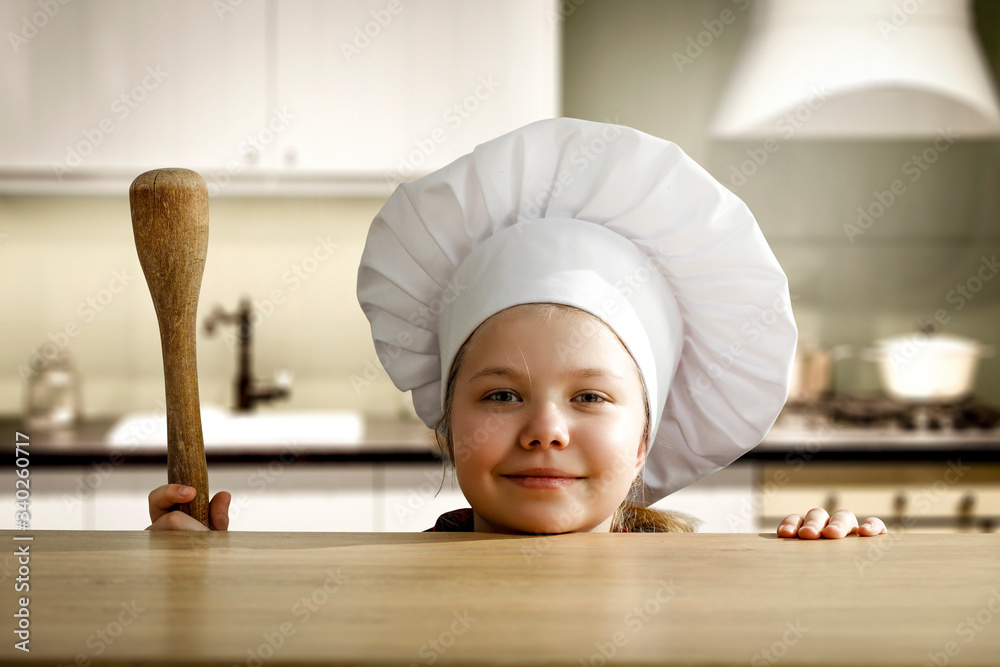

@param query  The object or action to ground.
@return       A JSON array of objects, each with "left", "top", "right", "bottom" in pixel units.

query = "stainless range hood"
[{"left": 711, "top": 0, "right": 1000, "bottom": 139}]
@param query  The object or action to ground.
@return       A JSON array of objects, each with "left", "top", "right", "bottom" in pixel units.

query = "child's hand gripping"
[
  {"left": 146, "top": 484, "right": 231, "bottom": 531},
  {"left": 777, "top": 508, "right": 887, "bottom": 539}
]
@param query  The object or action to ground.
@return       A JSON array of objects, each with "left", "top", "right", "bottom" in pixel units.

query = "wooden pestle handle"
[{"left": 130, "top": 168, "right": 211, "bottom": 528}]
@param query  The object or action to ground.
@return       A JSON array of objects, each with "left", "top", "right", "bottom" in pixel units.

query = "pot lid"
[{"left": 873, "top": 333, "right": 986, "bottom": 352}]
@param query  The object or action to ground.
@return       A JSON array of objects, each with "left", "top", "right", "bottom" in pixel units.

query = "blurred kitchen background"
[{"left": 1, "top": 0, "right": 998, "bottom": 533}]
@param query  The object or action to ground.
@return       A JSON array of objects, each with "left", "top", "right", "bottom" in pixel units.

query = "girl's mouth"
[{"left": 501, "top": 468, "right": 584, "bottom": 490}]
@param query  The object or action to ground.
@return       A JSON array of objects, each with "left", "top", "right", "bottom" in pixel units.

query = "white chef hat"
[{"left": 357, "top": 117, "right": 796, "bottom": 502}]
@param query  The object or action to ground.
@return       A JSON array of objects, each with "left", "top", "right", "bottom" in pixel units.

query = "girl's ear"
[{"left": 634, "top": 437, "right": 649, "bottom": 474}]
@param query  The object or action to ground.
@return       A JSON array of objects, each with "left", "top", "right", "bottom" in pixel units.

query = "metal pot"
[
  {"left": 863, "top": 334, "right": 994, "bottom": 402},
  {"left": 786, "top": 342, "right": 852, "bottom": 403}
]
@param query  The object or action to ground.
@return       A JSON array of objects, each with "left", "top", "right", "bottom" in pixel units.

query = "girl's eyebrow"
[
  {"left": 465, "top": 366, "right": 624, "bottom": 383},
  {"left": 567, "top": 367, "right": 626, "bottom": 382},
  {"left": 466, "top": 366, "right": 524, "bottom": 383}
]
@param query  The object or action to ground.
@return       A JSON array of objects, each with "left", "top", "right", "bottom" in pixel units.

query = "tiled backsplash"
[{"left": 0, "top": 195, "right": 413, "bottom": 418}]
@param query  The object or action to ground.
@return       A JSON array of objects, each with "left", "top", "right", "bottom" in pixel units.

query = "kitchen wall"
[
  {"left": 1, "top": 0, "right": 999, "bottom": 419},
  {"left": 0, "top": 195, "right": 406, "bottom": 418},
  {"left": 564, "top": 0, "right": 1000, "bottom": 402}
]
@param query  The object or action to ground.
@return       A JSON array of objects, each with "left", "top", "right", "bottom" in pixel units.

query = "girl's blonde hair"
[
  {"left": 610, "top": 478, "right": 699, "bottom": 533},
  {"left": 434, "top": 303, "right": 699, "bottom": 534}
]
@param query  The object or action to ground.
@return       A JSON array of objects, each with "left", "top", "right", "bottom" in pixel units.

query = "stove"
[
  {"left": 822, "top": 396, "right": 999, "bottom": 431},
  {"left": 763, "top": 396, "right": 1000, "bottom": 449}
]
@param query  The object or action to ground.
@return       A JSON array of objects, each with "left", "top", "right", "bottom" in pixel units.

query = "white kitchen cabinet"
[
  {"left": 0, "top": 0, "right": 559, "bottom": 195},
  {"left": 378, "top": 463, "right": 469, "bottom": 532},
  {"left": 650, "top": 464, "right": 757, "bottom": 533},
  {"left": 0, "top": 464, "right": 375, "bottom": 531},
  {"left": 0, "top": 462, "right": 454, "bottom": 531},
  {"left": 273, "top": 0, "right": 560, "bottom": 184},
  {"left": 87, "top": 465, "right": 377, "bottom": 531},
  {"left": 0, "top": 0, "right": 270, "bottom": 191},
  {"left": 219, "top": 464, "right": 376, "bottom": 532},
  {"left": 0, "top": 467, "right": 89, "bottom": 530}
]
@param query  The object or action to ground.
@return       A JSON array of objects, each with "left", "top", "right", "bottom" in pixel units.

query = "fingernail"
[{"left": 179, "top": 485, "right": 194, "bottom": 495}]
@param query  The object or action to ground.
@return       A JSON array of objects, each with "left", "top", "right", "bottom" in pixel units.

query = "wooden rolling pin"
[{"left": 130, "top": 168, "right": 211, "bottom": 528}]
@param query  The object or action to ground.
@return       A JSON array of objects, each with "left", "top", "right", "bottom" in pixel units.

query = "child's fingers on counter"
[
  {"left": 146, "top": 510, "right": 212, "bottom": 531},
  {"left": 858, "top": 517, "right": 888, "bottom": 535},
  {"left": 820, "top": 509, "right": 859, "bottom": 539},
  {"left": 147, "top": 484, "right": 196, "bottom": 522},
  {"left": 776, "top": 514, "right": 804, "bottom": 537},
  {"left": 210, "top": 491, "right": 232, "bottom": 531},
  {"left": 793, "top": 508, "right": 830, "bottom": 539}
]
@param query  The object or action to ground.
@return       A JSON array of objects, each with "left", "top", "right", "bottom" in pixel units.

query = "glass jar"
[{"left": 24, "top": 352, "right": 81, "bottom": 430}]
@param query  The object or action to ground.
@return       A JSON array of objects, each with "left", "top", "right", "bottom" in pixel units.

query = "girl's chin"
[{"left": 477, "top": 511, "right": 608, "bottom": 535}]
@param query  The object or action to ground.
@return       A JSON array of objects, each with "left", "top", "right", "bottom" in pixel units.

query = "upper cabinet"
[
  {"left": 0, "top": 1, "right": 270, "bottom": 193},
  {"left": 274, "top": 1, "right": 559, "bottom": 187},
  {"left": 0, "top": 0, "right": 560, "bottom": 196}
]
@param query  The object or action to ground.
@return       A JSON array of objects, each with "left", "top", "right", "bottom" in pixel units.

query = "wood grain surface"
[
  {"left": 1, "top": 530, "right": 998, "bottom": 666},
  {"left": 130, "top": 168, "right": 211, "bottom": 527}
]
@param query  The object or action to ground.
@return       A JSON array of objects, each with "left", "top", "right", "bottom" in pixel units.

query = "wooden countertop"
[{"left": 3, "top": 530, "right": 998, "bottom": 666}]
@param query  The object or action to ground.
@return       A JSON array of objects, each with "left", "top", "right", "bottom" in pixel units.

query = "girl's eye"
[
  {"left": 485, "top": 390, "right": 519, "bottom": 403},
  {"left": 574, "top": 392, "right": 606, "bottom": 404}
]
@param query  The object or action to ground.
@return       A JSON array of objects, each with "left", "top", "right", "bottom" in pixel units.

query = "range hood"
[{"left": 711, "top": 0, "right": 1000, "bottom": 139}]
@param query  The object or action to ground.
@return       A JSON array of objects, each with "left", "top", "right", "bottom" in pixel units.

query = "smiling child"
[{"left": 148, "top": 118, "right": 886, "bottom": 539}]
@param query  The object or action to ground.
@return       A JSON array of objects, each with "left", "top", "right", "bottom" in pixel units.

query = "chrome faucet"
[{"left": 204, "top": 297, "right": 291, "bottom": 412}]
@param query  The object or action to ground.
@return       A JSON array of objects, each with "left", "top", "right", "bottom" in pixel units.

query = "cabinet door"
[
  {"left": 650, "top": 464, "right": 757, "bottom": 533},
  {"left": 219, "top": 464, "right": 376, "bottom": 532},
  {"left": 0, "top": 467, "right": 88, "bottom": 530},
  {"left": 274, "top": 0, "right": 559, "bottom": 184},
  {"left": 0, "top": 0, "right": 268, "bottom": 187},
  {"left": 379, "top": 463, "right": 469, "bottom": 532},
  {"left": 90, "top": 464, "right": 376, "bottom": 532}
]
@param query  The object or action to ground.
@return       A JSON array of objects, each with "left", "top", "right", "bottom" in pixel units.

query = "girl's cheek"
[{"left": 451, "top": 429, "right": 483, "bottom": 465}]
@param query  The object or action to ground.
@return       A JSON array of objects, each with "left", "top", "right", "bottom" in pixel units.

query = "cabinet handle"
[
  {"left": 892, "top": 492, "right": 908, "bottom": 521},
  {"left": 823, "top": 493, "right": 839, "bottom": 514},
  {"left": 958, "top": 492, "right": 976, "bottom": 531},
  {"left": 958, "top": 492, "right": 976, "bottom": 516}
]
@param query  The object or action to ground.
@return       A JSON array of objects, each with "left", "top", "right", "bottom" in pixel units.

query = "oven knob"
[{"left": 958, "top": 492, "right": 977, "bottom": 531}]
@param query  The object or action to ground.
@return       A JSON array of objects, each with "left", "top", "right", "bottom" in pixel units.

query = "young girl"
[{"left": 148, "top": 118, "right": 886, "bottom": 539}]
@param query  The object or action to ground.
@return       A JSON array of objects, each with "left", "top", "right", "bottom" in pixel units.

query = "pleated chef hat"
[{"left": 357, "top": 118, "right": 796, "bottom": 502}]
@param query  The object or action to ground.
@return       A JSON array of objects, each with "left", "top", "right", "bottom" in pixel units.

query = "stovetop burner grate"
[{"left": 784, "top": 396, "right": 1000, "bottom": 431}]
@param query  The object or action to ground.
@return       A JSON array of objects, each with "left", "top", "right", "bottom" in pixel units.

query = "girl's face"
[{"left": 449, "top": 305, "right": 648, "bottom": 534}]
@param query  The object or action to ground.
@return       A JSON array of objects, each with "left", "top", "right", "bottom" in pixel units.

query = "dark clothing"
[
  {"left": 424, "top": 508, "right": 642, "bottom": 533},
  {"left": 425, "top": 508, "right": 475, "bottom": 532}
]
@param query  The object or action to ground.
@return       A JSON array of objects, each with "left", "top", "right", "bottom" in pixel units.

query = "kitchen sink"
[{"left": 105, "top": 405, "right": 365, "bottom": 451}]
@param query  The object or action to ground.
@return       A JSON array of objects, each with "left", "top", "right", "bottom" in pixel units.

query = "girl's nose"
[{"left": 519, "top": 402, "right": 569, "bottom": 450}]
